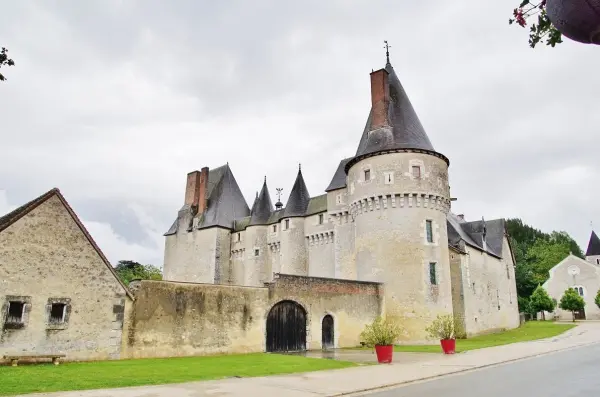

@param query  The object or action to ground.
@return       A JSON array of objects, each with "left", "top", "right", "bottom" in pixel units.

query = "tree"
[
  {"left": 0, "top": 47, "right": 15, "bottom": 82},
  {"left": 509, "top": 1, "right": 563, "bottom": 48},
  {"left": 529, "top": 285, "right": 555, "bottom": 320},
  {"left": 559, "top": 288, "right": 585, "bottom": 322},
  {"left": 114, "top": 260, "right": 162, "bottom": 286},
  {"left": 595, "top": 289, "right": 600, "bottom": 309}
]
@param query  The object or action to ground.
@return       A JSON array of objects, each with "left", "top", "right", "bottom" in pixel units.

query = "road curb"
[{"left": 330, "top": 341, "right": 600, "bottom": 396}]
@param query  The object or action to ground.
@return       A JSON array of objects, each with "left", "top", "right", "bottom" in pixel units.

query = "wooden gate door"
[
  {"left": 322, "top": 315, "right": 334, "bottom": 350},
  {"left": 266, "top": 301, "right": 307, "bottom": 352},
  {"left": 574, "top": 308, "right": 586, "bottom": 320}
]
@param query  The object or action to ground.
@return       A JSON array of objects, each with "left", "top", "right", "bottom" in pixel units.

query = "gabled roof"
[
  {"left": 200, "top": 164, "right": 250, "bottom": 229},
  {"left": 0, "top": 188, "right": 133, "bottom": 300},
  {"left": 305, "top": 194, "right": 327, "bottom": 216},
  {"left": 248, "top": 179, "right": 273, "bottom": 226},
  {"left": 586, "top": 231, "right": 600, "bottom": 256},
  {"left": 352, "top": 61, "right": 443, "bottom": 161},
  {"left": 282, "top": 167, "right": 311, "bottom": 218},
  {"left": 446, "top": 213, "right": 505, "bottom": 259},
  {"left": 325, "top": 157, "right": 352, "bottom": 192}
]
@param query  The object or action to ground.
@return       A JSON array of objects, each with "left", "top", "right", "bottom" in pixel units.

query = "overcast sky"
[{"left": 1, "top": 1, "right": 599, "bottom": 267}]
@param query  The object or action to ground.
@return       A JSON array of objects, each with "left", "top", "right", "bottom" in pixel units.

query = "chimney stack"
[
  {"left": 370, "top": 68, "right": 390, "bottom": 130},
  {"left": 184, "top": 167, "right": 209, "bottom": 214}
]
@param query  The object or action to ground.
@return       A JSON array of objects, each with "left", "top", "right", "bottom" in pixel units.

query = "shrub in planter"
[
  {"left": 425, "top": 314, "right": 457, "bottom": 354},
  {"left": 360, "top": 317, "right": 402, "bottom": 364}
]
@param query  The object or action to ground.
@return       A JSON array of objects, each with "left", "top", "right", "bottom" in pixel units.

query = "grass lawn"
[
  {"left": 0, "top": 353, "right": 356, "bottom": 396},
  {"left": 392, "top": 321, "right": 577, "bottom": 353}
]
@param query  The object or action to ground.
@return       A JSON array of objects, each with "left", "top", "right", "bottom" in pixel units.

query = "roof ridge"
[{"left": 0, "top": 188, "right": 60, "bottom": 233}]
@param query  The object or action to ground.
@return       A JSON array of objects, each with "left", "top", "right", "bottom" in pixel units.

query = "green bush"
[
  {"left": 595, "top": 289, "right": 600, "bottom": 309},
  {"left": 425, "top": 314, "right": 456, "bottom": 340},
  {"left": 359, "top": 317, "right": 402, "bottom": 347}
]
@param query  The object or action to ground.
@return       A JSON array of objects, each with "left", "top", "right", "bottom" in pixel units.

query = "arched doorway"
[
  {"left": 266, "top": 300, "right": 307, "bottom": 352},
  {"left": 322, "top": 315, "right": 334, "bottom": 350}
]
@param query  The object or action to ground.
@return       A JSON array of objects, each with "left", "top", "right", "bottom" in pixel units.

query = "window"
[
  {"left": 506, "top": 264, "right": 511, "bottom": 279},
  {"left": 384, "top": 171, "right": 394, "bottom": 185},
  {"left": 318, "top": 214, "right": 324, "bottom": 225},
  {"left": 425, "top": 220, "right": 433, "bottom": 243},
  {"left": 49, "top": 303, "right": 66, "bottom": 324},
  {"left": 285, "top": 219, "right": 289, "bottom": 230},
  {"left": 7, "top": 301, "right": 24, "bottom": 323},
  {"left": 573, "top": 286, "right": 584, "bottom": 296},
  {"left": 237, "top": 233, "right": 241, "bottom": 242},
  {"left": 412, "top": 165, "right": 421, "bottom": 178},
  {"left": 364, "top": 169, "right": 370, "bottom": 181},
  {"left": 336, "top": 194, "right": 343, "bottom": 205},
  {"left": 273, "top": 225, "right": 277, "bottom": 233},
  {"left": 254, "top": 249, "right": 260, "bottom": 257},
  {"left": 597, "top": 259, "right": 599, "bottom": 265},
  {"left": 429, "top": 262, "right": 437, "bottom": 285}
]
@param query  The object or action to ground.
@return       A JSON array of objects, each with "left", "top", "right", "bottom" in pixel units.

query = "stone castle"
[
  {"left": 1, "top": 57, "right": 520, "bottom": 362},
  {"left": 162, "top": 58, "right": 520, "bottom": 341}
]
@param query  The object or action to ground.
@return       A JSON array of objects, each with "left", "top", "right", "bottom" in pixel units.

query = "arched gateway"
[
  {"left": 266, "top": 300, "right": 306, "bottom": 352},
  {"left": 322, "top": 314, "right": 334, "bottom": 350}
]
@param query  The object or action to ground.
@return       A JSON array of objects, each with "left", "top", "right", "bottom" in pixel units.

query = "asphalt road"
[{"left": 361, "top": 343, "right": 600, "bottom": 397}]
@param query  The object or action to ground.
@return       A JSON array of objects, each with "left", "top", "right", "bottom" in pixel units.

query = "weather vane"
[
  {"left": 384, "top": 40, "right": 391, "bottom": 64},
  {"left": 276, "top": 188, "right": 283, "bottom": 202}
]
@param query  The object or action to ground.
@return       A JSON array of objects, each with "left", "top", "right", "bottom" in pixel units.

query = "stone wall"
[
  {"left": 123, "top": 274, "right": 382, "bottom": 358},
  {"left": 458, "top": 238, "right": 520, "bottom": 336},
  {"left": 0, "top": 195, "right": 131, "bottom": 361}
]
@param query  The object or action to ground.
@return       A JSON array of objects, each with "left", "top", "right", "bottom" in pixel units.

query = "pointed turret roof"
[
  {"left": 249, "top": 178, "right": 273, "bottom": 226},
  {"left": 586, "top": 231, "right": 600, "bottom": 256},
  {"left": 283, "top": 166, "right": 310, "bottom": 218},
  {"left": 345, "top": 61, "right": 448, "bottom": 173}
]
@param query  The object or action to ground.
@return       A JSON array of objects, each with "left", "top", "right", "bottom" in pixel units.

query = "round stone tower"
[{"left": 345, "top": 61, "right": 453, "bottom": 341}]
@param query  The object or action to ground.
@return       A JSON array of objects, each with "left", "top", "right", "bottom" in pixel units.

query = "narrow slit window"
[
  {"left": 7, "top": 301, "right": 25, "bottom": 323},
  {"left": 237, "top": 233, "right": 241, "bottom": 242},
  {"left": 318, "top": 214, "right": 324, "bottom": 225},
  {"left": 429, "top": 263, "right": 437, "bottom": 285},
  {"left": 285, "top": 219, "right": 289, "bottom": 230},
  {"left": 49, "top": 303, "right": 66, "bottom": 323},
  {"left": 412, "top": 166, "right": 421, "bottom": 178},
  {"left": 364, "top": 169, "right": 370, "bottom": 181},
  {"left": 273, "top": 225, "right": 277, "bottom": 233},
  {"left": 426, "top": 220, "right": 433, "bottom": 243}
]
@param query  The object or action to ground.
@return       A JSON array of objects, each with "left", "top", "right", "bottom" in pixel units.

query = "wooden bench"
[{"left": 3, "top": 354, "right": 66, "bottom": 366}]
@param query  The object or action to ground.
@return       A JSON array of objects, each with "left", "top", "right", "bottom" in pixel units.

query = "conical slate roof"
[
  {"left": 352, "top": 61, "right": 446, "bottom": 165},
  {"left": 586, "top": 231, "right": 600, "bottom": 256},
  {"left": 283, "top": 167, "right": 310, "bottom": 218},
  {"left": 249, "top": 178, "right": 273, "bottom": 226}
]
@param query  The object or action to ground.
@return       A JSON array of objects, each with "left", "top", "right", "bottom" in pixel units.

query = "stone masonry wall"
[
  {"left": 123, "top": 274, "right": 382, "bottom": 357},
  {"left": 0, "top": 195, "right": 130, "bottom": 361}
]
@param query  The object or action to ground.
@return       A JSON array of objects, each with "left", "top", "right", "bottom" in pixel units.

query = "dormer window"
[
  {"left": 364, "top": 169, "right": 370, "bottom": 181},
  {"left": 412, "top": 166, "right": 421, "bottom": 178}
]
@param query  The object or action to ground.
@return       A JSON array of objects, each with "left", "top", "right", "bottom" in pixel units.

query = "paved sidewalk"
[{"left": 14, "top": 323, "right": 600, "bottom": 397}]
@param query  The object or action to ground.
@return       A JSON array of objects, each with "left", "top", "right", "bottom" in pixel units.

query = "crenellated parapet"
[
  {"left": 305, "top": 231, "right": 335, "bottom": 246},
  {"left": 350, "top": 193, "right": 450, "bottom": 217}
]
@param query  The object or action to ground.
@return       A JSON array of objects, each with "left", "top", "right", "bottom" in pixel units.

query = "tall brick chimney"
[
  {"left": 370, "top": 68, "right": 390, "bottom": 130},
  {"left": 184, "top": 167, "right": 209, "bottom": 214}
]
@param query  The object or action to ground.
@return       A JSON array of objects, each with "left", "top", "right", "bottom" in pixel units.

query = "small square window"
[
  {"left": 273, "top": 225, "right": 277, "bottom": 233},
  {"left": 412, "top": 166, "right": 421, "bottom": 178},
  {"left": 49, "top": 303, "right": 66, "bottom": 324},
  {"left": 318, "top": 214, "right": 324, "bottom": 225},
  {"left": 429, "top": 263, "right": 437, "bottom": 285},
  {"left": 425, "top": 220, "right": 433, "bottom": 243},
  {"left": 254, "top": 249, "right": 260, "bottom": 257},
  {"left": 285, "top": 219, "right": 290, "bottom": 230},
  {"left": 7, "top": 301, "right": 25, "bottom": 323},
  {"left": 364, "top": 169, "right": 370, "bottom": 181}
]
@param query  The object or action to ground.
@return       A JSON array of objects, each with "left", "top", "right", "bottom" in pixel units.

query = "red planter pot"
[
  {"left": 374, "top": 345, "right": 394, "bottom": 363},
  {"left": 440, "top": 339, "right": 456, "bottom": 354}
]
